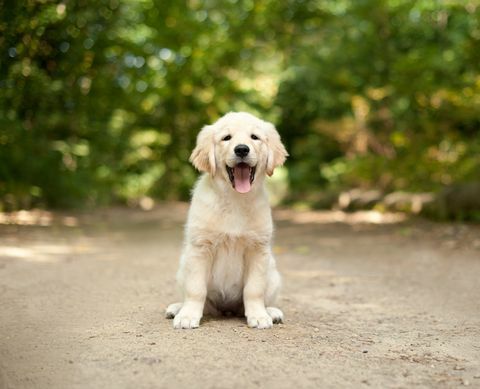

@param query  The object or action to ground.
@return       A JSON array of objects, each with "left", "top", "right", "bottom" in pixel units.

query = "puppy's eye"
[
  {"left": 222, "top": 135, "right": 232, "bottom": 141},
  {"left": 251, "top": 134, "right": 259, "bottom": 140}
]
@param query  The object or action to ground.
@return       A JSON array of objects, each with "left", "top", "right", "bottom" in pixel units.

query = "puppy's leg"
[
  {"left": 173, "top": 245, "right": 212, "bottom": 329},
  {"left": 243, "top": 247, "right": 273, "bottom": 329},
  {"left": 265, "top": 263, "right": 284, "bottom": 324},
  {"left": 165, "top": 302, "right": 182, "bottom": 319}
]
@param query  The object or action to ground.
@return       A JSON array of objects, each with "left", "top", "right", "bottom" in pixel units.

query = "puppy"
[{"left": 166, "top": 112, "right": 288, "bottom": 329}]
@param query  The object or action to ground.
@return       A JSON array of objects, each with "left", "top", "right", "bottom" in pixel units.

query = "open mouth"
[{"left": 226, "top": 162, "right": 256, "bottom": 194}]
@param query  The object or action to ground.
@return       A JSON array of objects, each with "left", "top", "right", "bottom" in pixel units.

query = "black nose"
[{"left": 234, "top": 144, "right": 250, "bottom": 158}]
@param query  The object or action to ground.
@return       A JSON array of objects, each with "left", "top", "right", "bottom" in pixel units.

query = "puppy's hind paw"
[
  {"left": 165, "top": 302, "right": 182, "bottom": 319},
  {"left": 266, "top": 307, "right": 284, "bottom": 324}
]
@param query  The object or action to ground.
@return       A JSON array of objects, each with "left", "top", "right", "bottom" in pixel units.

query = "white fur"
[{"left": 166, "top": 112, "right": 288, "bottom": 329}]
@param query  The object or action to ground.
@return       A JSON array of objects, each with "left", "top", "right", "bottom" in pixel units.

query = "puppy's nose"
[{"left": 234, "top": 144, "right": 250, "bottom": 158}]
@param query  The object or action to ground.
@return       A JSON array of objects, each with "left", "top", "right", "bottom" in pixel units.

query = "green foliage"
[
  {"left": 1, "top": 0, "right": 479, "bottom": 213},
  {"left": 0, "top": 0, "right": 290, "bottom": 209},
  {"left": 276, "top": 0, "right": 480, "bottom": 198}
]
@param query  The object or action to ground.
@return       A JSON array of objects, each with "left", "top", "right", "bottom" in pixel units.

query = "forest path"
[{"left": 1, "top": 204, "right": 479, "bottom": 388}]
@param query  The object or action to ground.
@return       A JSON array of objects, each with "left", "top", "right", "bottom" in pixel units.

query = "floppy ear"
[
  {"left": 189, "top": 125, "right": 216, "bottom": 175},
  {"left": 265, "top": 123, "right": 288, "bottom": 176}
]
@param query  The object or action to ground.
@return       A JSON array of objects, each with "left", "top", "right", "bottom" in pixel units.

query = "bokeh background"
[{"left": 1, "top": 0, "right": 479, "bottom": 219}]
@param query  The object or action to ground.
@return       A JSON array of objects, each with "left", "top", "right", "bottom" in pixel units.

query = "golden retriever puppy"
[{"left": 166, "top": 112, "right": 288, "bottom": 329}]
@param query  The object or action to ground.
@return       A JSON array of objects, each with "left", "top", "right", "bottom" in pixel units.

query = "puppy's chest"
[
  {"left": 208, "top": 238, "right": 246, "bottom": 299},
  {"left": 207, "top": 203, "right": 271, "bottom": 236}
]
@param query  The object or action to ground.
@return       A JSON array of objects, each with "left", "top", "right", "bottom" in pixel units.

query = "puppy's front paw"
[
  {"left": 173, "top": 309, "right": 201, "bottom": 329},
  {"left": 247, "top": 314, "right": 273, "bottom": 329}
]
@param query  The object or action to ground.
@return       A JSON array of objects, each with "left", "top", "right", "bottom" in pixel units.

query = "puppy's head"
[{"left": 190, "top": 112, "right": 288, "bottom": 193}]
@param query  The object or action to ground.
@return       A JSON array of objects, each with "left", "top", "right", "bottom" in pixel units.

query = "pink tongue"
[{"left": 233, "top": 165, "right": 251, "bottom": 193}]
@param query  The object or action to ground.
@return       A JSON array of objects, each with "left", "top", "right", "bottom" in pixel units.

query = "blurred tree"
[
  {"left": 0, "top": 0, "right": 313, "bottom": 208},
  {"left": 0, "top": 0, "right": 126, "bottom": 208},
  {"left": 1, "top": 0, "right": 479, "bottom": 218},
  {"left": 276, "top": 0, "right": 480, "bottom": 202}
]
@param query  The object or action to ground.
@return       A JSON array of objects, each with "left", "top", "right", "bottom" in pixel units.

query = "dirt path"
[{"left": 1, "top": 204, "right": 479, "bottom": 389}]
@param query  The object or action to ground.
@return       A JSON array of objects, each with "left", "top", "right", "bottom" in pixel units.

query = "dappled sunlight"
[
  {"left": 274, "top": 209, "right": 407, "bottom": 225},
  {"left": 0, "top": 210, "right": 53, "bottom": 226},
  {"left": 0, "top": 210, "right": 79, "bottom": 227},
  {"left": 0, "top": 247, "right": 34, "bottom": 259},
  {"left": 0, "top": 243, "right": 93, "bottom": 263}
]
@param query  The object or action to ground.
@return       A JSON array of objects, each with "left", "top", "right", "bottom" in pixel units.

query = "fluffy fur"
[{"left": 166, "top": 112, "right": 288, "bottom": 329}]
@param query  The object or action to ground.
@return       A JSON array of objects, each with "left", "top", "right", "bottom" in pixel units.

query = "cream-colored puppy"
[{"left": 166, "top": 112, "right": 288, "bottom": 329}]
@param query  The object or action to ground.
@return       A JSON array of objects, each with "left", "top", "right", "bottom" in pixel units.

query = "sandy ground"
[{"left": 0, "top": 204, "right": 479, "bottom": 389}]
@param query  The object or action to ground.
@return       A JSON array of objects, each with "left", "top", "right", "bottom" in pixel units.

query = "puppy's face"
[{"left": 190, "top": 112, "right": 288, "bottom": 193}]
